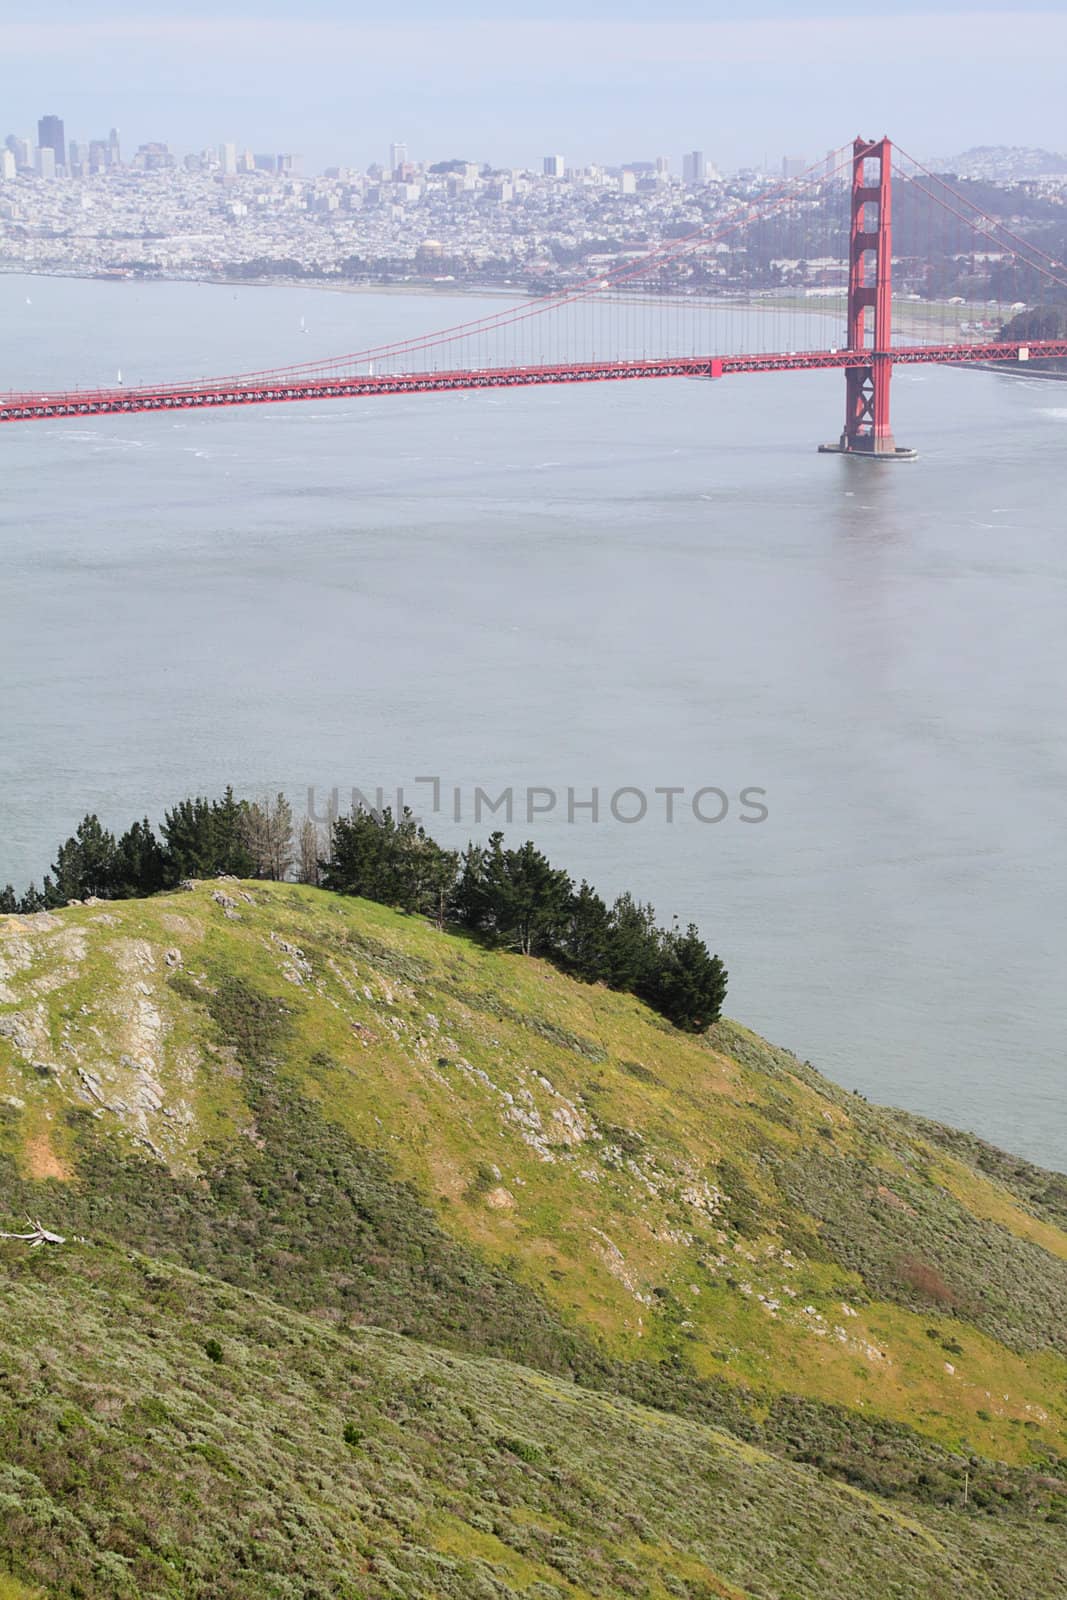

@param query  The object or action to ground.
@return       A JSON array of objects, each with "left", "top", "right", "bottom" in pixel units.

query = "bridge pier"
[{"left": 819, "top": 136, "right": 915, "bottom": 460}]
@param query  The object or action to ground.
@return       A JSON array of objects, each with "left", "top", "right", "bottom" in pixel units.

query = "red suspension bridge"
[{"left": 4, "top": 137, "right": 1067, "bottom": 457}]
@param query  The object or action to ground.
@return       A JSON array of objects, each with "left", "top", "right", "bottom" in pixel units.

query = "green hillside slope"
[
  {"left": 1, "top": 1242, "right": 1065, "bottom": 1600},
  {"left": 1, "top": 881, "right": 1065, "bottom": 1596}
]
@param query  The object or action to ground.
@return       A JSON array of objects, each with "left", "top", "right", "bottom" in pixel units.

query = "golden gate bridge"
[{"left": 4, "top": 137, "right": 1067, "bottom": 457}]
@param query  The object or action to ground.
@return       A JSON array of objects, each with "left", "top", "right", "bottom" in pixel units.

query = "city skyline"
[
  {"left": 6, "top": 108, "right": 1066, "bottom": 189},
  {"left": 6, "top": 3, "right": 1067, "bottom": 175},
  {"left": 2, "top": 110, "right": 820, "bottom": 183}
]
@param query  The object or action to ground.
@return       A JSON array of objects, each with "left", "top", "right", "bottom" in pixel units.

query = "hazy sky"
[{"left": 6, "top": 2, "right": 1067, "bottom": 172}]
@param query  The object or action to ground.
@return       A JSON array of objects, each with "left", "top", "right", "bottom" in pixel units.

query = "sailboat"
[{"left": 299, "top": 315, "right": 309, "bottom": 335}]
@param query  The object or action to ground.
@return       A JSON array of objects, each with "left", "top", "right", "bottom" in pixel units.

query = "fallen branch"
[{"left": 0, "top": 1218, "right": 68, "bottom": 1247}]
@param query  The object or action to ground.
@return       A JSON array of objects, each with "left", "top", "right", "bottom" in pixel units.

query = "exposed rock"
[
  {"left": 269, "top": 932, "right": 312, "bottom": 985},
  {"left": 0, "top": 1007, "right": 51, "bottom": 1060},
  {"left": 550, "top": 1098, "right": 591, "bottom": 1146},
  {"left": 76, "top": 1068, "right": 106, "bottom": 1104},
  {"left": 589, "top": 1226, "right": 652, "bottom": 1306}
]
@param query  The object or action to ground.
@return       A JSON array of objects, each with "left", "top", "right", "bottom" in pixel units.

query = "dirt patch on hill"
[{"left": 25, "top": 1130, "right": 73, "bottom": 1182}]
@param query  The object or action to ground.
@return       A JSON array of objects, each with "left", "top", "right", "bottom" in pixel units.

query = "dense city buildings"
[
  {"left": 0, "top": 114, "right": 768, "bottom": 288},
  {"left": 0, "top": 113, "right": 1063, "bottom": 300}
]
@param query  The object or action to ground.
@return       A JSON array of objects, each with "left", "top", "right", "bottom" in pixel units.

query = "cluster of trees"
[
  {"left": 323, "top": 812, "right": 727, "bottom": 1032},
  {"left": 993, "top": 306, "right": 1067, "bottom": 371},
  {"left": 2, "top": 794, "right": 728, "bottom": 1033},
  {"left": 0, "top": 790, "right": 318, "bottom": 913},
  {"left": 999, "top": 305, "right": 1067, "bottom": 341}
]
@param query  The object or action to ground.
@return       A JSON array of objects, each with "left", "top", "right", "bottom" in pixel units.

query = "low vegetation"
[{"left": 4, "top": 1241, "right": 1064, "bottom": 1600}]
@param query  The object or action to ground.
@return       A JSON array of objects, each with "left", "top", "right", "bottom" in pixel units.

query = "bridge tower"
[{"left": 821, "top": 136, "right": 913, "bottom": 459}]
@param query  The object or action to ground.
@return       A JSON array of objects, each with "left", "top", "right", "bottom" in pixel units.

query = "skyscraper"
[
  {"left": 5, "top": 134, "right": 31, "bottom": 170},
  {"left": 220, "top": 142, "right": 238, "bottom": 175},
  {"left": 389, "top": 141, "right": 407, "bottom": 175},
  {"left": 682, "top": 150, "right": 706, "bottom": 184},
  {"left": 108, "top": 127, "right": 121, "bottom": 166},
  {"left": 37, "top": 114, "right": 65, "bottom": 170},
  {"left": 543, "top": 154, "right": 564, "bottom": 177}
]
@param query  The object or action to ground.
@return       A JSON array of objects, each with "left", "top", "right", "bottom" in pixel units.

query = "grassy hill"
[{"left": 1, "top": 881, "right": 1065, "bottom": 1597}]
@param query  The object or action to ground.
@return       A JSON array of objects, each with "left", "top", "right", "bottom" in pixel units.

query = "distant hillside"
[
  {"left": 940, "top": 145, "right": 1067, "bottom": 181},
  {"left": 1, "top": 883, "right": 1065, "bottom": 1596}
]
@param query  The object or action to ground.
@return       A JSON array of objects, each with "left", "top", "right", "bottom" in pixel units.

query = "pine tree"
[
  {"left": 51, "top": 814, "right": 118, "bottom": 902},
  {"left": 646, "top": 923, "right": 728, "bottom": 1032},
  {"left": 559, "top": 881, "right": 612, "bottom": 982},
  {"left": 605, "top": 893, "right": 662, "bottom": 995},
  {"left": 321, "top": 807, "right": 393, "bottom": 900},
  {"left": 211, "top": 786, "right": 256, "bottom": 877},
  {"left": 453, "top": 841, "right": 491, "bottom": 929},
  {"left": 478, "top": 834, "right": 573, "bottom": 956},
  {"left": 161, "top": 788, "right": 254, "bottom": 881},
  {"left": 160, "top": 796, "right": 218, "bottom": 880},
  {"left": 111, "top": 819, "right": 167, "bottom": 898},
  {"left": 323, "top": 807, "right": 457, "bottom": 919},
  {"left": 383, "top": 811, "right": 457, "bottom": 917}
]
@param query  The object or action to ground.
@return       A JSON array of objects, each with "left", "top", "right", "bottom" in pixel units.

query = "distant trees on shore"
[
  {"left": 1, "top": 793, "right": 727, "bottom": 1032},
  {"left": 997, "top": 305, "right": 1067, "bottom": 368},
  {"left": 998, "top": 305, "right": 1067, "bottom": 342}
]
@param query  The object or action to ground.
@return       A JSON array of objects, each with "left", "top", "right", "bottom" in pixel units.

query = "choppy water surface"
[{"left": 1, "top": 273, "right": 1064, "bottom": 1168}]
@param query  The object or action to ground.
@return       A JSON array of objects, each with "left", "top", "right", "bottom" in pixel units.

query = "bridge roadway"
[{"left": 2, "top": 340, "right": 1066, "bottom": 424}]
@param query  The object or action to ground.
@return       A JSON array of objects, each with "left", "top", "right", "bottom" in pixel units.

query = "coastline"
[{"left": 0, "top": 263, "right": 531, "bottom": 304}]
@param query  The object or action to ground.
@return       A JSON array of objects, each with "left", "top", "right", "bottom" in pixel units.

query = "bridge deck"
[{"left": 2, "top": 340, "right": 1065, "bottom": 424}]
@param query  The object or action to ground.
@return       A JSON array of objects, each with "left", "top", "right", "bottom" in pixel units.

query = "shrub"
[{"left": 898, "top": 1257, "right": 959, "bottom": 1310}]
